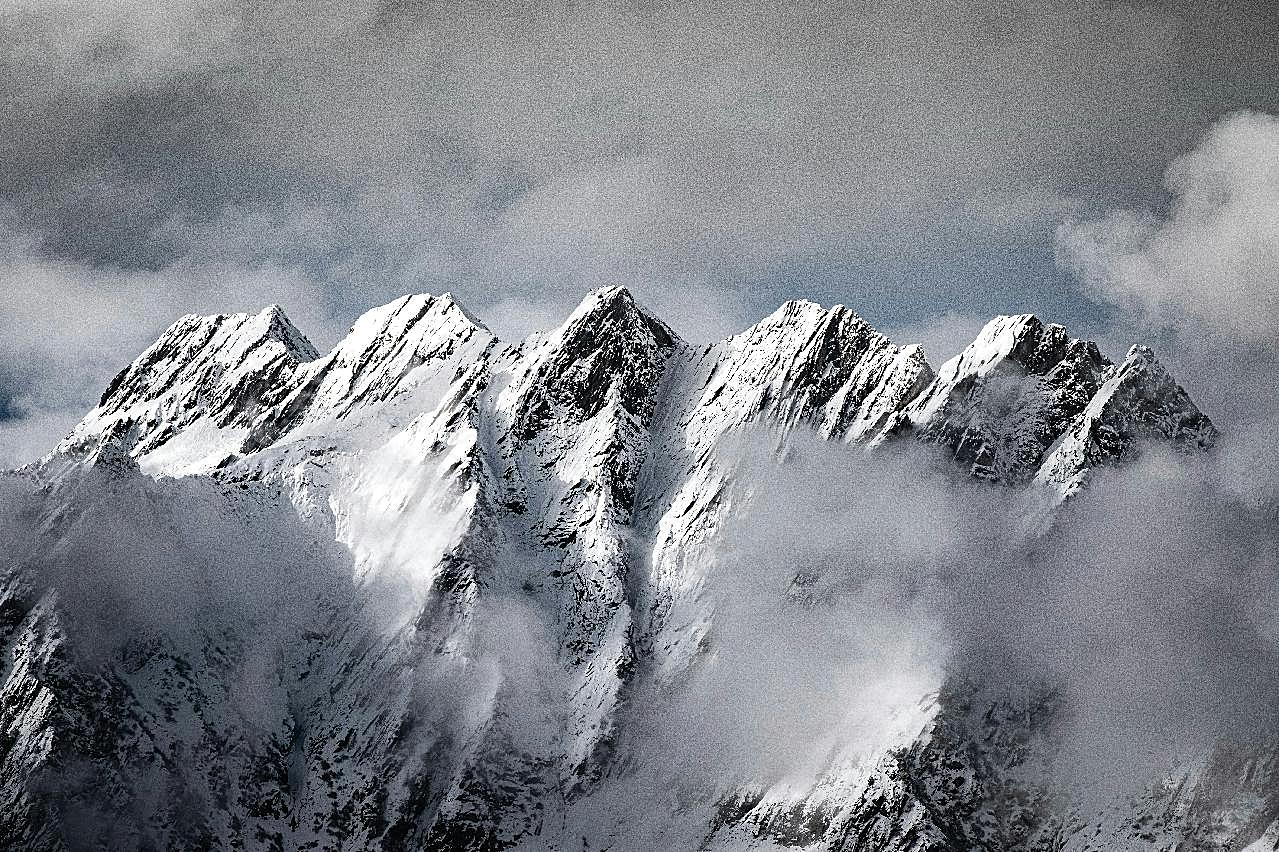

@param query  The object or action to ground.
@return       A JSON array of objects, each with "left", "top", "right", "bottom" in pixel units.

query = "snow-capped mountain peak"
[
  {"left": 501, "top": 286, "right": 680, "bottom": 436},
  {"left": 3, "top": 290, "right": 1243, "bottom": 851},
  {"left": 59, "top": 304, "right": 319, "bottom": 474},
  {"left": 245, "top": 291, "right": 495, "bottom": 444},
  {"left": 1036, "top": 342, "right": 1217, "bottom": 495},
  {"left": 54, "top": 294, "right": 1216, "bottom": 496}
]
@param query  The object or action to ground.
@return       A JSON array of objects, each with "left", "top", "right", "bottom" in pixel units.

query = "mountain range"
[{"left": 3, "top": 286, "right": 1265, "bottom": 852}]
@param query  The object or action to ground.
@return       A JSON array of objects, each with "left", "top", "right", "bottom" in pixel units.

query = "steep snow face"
[
  {"left": 481, "top": 287, "right": 683, "bottom": 786},
  {"left": 684, "top": 299, "right": 935, "bottom": 444},
  {"left": 6, "top": 288, "right": 1247, "bottom": 852},
  {"left": 630, "top": 299, "right": 936, "bottom": 685},
  {"left": 496, "top": 285, "right": 678, "bottom": 440},
  {"left": 59, "top": 306, "right": 318, "bottom": 475},
  {"left": 245, "top": 292, "right": 495, "bottom": 452}
]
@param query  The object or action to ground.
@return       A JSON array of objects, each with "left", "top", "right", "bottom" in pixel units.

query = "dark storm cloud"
[
  {"left": 7, "top": 0, "right": 1277, "bottom": 298},
  {"left": 1, "top": 0, "right": 1277, "bottom": 463}
]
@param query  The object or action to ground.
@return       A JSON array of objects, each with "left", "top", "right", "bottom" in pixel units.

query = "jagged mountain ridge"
[
  {"left": 0, "top": 286, "right": 1246, "bottom": 851},
  {"left": 57, "top": 286, "right": 1213, "bottom": 492}
]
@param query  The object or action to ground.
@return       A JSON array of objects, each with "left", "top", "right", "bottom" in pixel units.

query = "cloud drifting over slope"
[
  {"left": 648, "top": 109, "right": 1279, "bottom": 808},
  {"left": 672, "top": 435, "right": 1279, "bottom": 811},
  {"left": 1060, "top": 109, "right": 1279, "bottom": 500},
  {"left": 616, "top": 107, "right": 1279, "bottom": 804}
]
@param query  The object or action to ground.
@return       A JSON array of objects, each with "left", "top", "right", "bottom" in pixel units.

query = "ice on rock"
[{"left": 898, "top": 313, "right": 1117, "bottom": 484}]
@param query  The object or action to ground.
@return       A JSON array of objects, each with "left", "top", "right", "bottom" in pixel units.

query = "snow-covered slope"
[
  {"left": 60, "top": 305, "right": 319, "bottom": 476},
  {"left": 2, "top": 287, "right": 1253, "bottom": 852}
]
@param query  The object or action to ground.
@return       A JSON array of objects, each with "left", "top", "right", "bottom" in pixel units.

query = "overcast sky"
[{"left": 2, "top": 0, "right": 1278, "bottom": 464}]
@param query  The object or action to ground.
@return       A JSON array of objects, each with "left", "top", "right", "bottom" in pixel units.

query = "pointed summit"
[
  {"left": 752, "top": 298, "right": 857, "bottom": 331},
  {"left": 697, "top": 299, "right": 934, "bottom": 442},
  {"left": 503, "top": 287, "right": 681, "bottom": 439},
  {"left": 63, "top": 305, "right": 319, "bottom": 473},
  {"left": 567, "top": 285, "right": 637, "bottom": 313},
  {"left": 904, "top": 313, "right": 1102, "bottom": 426},
  {"left": 241, "top": 292, "right": 496, "bottom": 448},
  {"left": 96, "top": 306, "right": 316, "bottom": 412},
  {"left": 1036, "top": 343, "right": 1217, "bottom": 496},
  {"left": 897, "top": 314, "right": 1114, "bottom": 483},
  {"left": 552, "top": 286, "right": 678, "bottom": 353},
  {"left": 255, "top": 304, "right": 321, "bottom": 363},
  {"left": 565, "top": 284, "right": 635, "bottom": 319},
  {"left": 435, "top": 291, "right": 486, "bottom": 329},
  {"left": 322, "top": 292, "right": 490, "bottom": 371}
]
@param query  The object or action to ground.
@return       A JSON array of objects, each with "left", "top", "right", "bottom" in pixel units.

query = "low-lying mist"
[
  {"left": 3, "top": 386, "right": 1276, "bottom": 842},
  {"left": 641, "top": 426, "right": 1279, "bottom": 814}
]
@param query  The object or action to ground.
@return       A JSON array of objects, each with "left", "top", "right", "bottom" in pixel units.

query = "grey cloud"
[
  {"left": 1060, "top": 111, "right": 1279, "bottom": 350},
  {"left": 2, "top": 0, "right": 1277, "bottom": 462},
  {"left": 7, "top": 0, "right": 1276, "bottom": 297},
  {"left": 1058, "top": 110, "right": 1279, "bottom": 437}
]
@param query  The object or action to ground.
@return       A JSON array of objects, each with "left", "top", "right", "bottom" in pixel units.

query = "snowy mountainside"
[{"left": 1, "top": 286, "right": 1260, "bottom": 851}]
